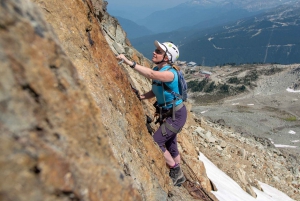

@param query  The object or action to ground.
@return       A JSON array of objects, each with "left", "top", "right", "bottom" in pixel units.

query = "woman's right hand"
[{"left": 116, "top": 54, "right": 133, "bottom": 66}]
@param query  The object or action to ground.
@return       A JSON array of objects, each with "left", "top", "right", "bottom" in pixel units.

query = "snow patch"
[
  {"left": 213, "top": 44, "right": 224, "bottom": 50},
  {"left": 198, "top": 153, "right": 294, "bottom": 201},
  {"left": 288, "top": 130, "right": 296, "bottom": 135},
  {"left": 257, "top": 181, "right": 295, "bottom": 201},
  {"left": 223, "top": 35, "right": 235, "bottom": 39},
  {"left": 274, "top": 144, "right": 297, "bottom": 148},
  {"left": 251, "top": 29, "right": 262, "bottom": 38},
  {"left": 286, "top": 87, "right": 300, "bottom": 93}
]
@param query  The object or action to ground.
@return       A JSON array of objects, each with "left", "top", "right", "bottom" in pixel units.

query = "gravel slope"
[{"left": 191, "top": 64, "right": 300, "bottom": 156}]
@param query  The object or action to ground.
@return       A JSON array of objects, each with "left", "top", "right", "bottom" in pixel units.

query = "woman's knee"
[{"left": 169, "top": 148, "right": 179, "bottom": 158}]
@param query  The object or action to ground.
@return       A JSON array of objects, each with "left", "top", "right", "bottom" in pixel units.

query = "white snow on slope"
[
  {"left": 213, "top": 44, "right": 224, "bottom": 50},
  {"left": 268, "top": 138, "right": 298, "bottom": 148},
  {"left": 251, "top": 29, "right": 262, "bottom": 38},
  {"left": 274, "top": 144, "right": 297, "bottom": 148},
  {"left": 287, "top": 88, "right": 300, "bottom": 93},
  {"left": 199, "top": 153, "right": 295, "bottom": 201},
  {"left": 288, "top": 130, "right": 296, "bottom": 134}
]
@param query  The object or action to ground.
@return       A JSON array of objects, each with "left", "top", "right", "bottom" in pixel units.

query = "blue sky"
[{"left": 107, "top": 0, "right": 188, "bottom": 21}]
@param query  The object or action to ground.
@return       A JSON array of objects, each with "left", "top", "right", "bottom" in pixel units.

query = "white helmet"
[{"left": 154, "top": 40, "right": 179, "bottom": 63}]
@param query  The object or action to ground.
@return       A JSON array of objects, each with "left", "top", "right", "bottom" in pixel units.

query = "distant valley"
[
  {"left": 136, "top": 0, "right": 300, "bottom": 34},
  {"left": 189, "top": 63, "right": 300, "bottom": 156},
  {"left": 129, "top": 3, "right": 300, "bottom": 66},
  {"left": 113, "top": 0, "right": 300, "bottom": 66},
  {"left": 180, "top": 4, "right": 300, "bottom": 66}
]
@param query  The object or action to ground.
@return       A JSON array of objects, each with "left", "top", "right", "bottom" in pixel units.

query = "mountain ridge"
[
  {"left": 179, "top": 3, "right": 300, "bottom": 66},
  {"left": 114, "top": 16, "right": 153, "bottom": 40},
  {"left": 136, "top": 0, "right": 300, "bottom": 34},
  {"left": 130, "top": 3, "right": 300, "bottom": 66}
]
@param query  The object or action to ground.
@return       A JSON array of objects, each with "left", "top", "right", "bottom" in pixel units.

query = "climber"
[{"left": 116, "top": 41, "right": 187, "bottom": 186}]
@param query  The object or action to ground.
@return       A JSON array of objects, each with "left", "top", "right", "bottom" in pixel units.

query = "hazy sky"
[
  {"left": 107, "top": 0, "right": 189, "bottom": 21},
  {"left": 107, "top": 0, "right": 188, "bottom": 9}
]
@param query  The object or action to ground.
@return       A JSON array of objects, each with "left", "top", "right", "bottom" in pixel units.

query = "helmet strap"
[{"left": 154, "top": 52, "right": 167, "bottom": 64}]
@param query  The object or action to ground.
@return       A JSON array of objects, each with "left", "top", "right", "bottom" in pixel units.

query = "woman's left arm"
[{"left": 140, "top": 90, "right": 155, "bottom": 100}]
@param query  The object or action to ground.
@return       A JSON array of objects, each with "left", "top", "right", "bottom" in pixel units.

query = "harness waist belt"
[
  {"left": 159, "top": 101, "right": 183, "bottom": 109},
  {"left": 161, "top": 102, "right": 184, "bottom": 136},
  {"left": 174, "top": 102, "right": 184, "bottom": 112}
]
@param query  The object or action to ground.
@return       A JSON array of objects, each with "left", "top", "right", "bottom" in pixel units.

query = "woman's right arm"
[
  {"left": 116, "top": 54, "right": 174, "bottom": 82},
  {"left": 140, "top": 90, "right": 155, "bottom": 100}
]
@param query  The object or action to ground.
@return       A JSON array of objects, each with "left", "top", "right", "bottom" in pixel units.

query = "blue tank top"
[{"left": 152, "top": 65, "right": 183, "bottom": 109}]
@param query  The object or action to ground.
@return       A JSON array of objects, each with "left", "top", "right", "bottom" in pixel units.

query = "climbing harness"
[
  {"left": 153, "top": 101, "right": 184, "bottom": 136},
  {"left": 160, "top": 102, "right": 184, "bottom": 136}
]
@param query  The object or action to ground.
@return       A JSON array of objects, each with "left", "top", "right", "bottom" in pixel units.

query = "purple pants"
[{"left": 153, "top": 105, "right": 187, "bottom": 158}]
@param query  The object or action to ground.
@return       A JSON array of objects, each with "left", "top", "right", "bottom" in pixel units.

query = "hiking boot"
[{"left": 169, "top": 166, "right": 186, "bottom": 186}]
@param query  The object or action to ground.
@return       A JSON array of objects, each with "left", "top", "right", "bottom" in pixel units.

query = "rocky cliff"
[
  {"left": 0, "top": 0, "right": 298, "bottom": 201},
  {"left": 0, "top": 0, "right": 214, "bottom": 200}
]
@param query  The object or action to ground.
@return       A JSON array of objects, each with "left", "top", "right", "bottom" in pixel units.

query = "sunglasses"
[{"left": 154, "top": 49, "right": 164, "bottom": 55}]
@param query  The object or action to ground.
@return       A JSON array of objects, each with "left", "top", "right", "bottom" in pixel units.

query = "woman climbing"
[{"left": 116, "top": 41, "right": 187, "bottom": 186}]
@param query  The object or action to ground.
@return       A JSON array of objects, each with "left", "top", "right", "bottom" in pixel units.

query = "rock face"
[
  {"left": 0, "top": 0, "right": 141, "bottom": 200},
  {"left": 0, "top": 0, "right": 298, "bottom": 201},
  {"left": 0, "top": 0, "right": 214, "bottom": 201}
]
